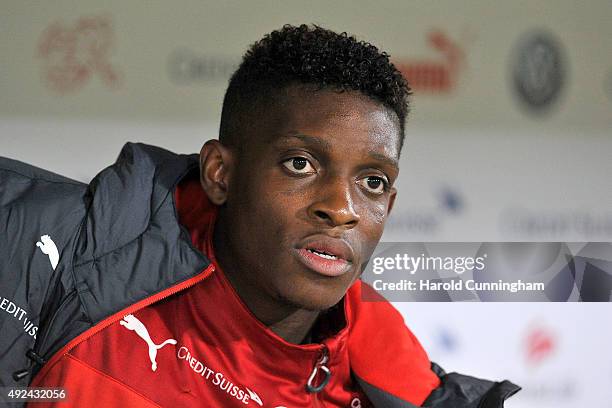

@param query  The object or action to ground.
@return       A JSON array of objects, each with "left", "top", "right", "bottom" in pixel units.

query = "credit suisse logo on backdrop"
[
  {"left": 37, "top": 15, "right": 122, "bottom": 94},
  {"left": 524, "top": 326, "right": 556, "bottom": 366},
  {"left": 386, "top": 186, "right": 465, "bottom": 237},
  {"left": 520, "top": 324, "right": 577, "bottom": 402},
  {"left": 167, "top": 50, "right": 239, "bottom": 84}
]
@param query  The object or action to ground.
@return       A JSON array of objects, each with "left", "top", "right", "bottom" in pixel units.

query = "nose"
[{"left": 307, "top": 179, "right": 360, "bottom": 229}]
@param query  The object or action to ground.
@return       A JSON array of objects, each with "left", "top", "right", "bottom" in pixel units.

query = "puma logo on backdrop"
[
  {"left": 36, "top": 235, "right": 59, "bottom": 271},
  {"left": 120, "top": 314, "right": 177, "bottom": 371}
]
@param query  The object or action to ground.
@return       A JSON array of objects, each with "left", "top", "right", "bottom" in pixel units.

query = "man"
[{"left": 0, "top": 25, "right": 519, "bottom": 407}]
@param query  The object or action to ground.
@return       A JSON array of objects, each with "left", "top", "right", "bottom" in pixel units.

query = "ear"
[
  {"left": 199, "top": 140, "right": 234, "bottom": 205},
  {"left": 387, "top": 187, "right": 397, "bottom": 215}
]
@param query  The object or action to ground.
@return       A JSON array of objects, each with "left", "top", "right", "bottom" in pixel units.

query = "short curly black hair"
[{"left": 219, "top": 24, "right": 410, "bottom": 150}]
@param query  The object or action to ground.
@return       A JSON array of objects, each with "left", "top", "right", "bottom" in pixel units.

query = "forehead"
[{"left": 250, "top": 87, "right": 402, "bottom": 159}]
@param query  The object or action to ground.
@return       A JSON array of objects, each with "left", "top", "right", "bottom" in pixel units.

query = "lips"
[{"left": 294, "top": 236, "right": 354, "bottom": 277}]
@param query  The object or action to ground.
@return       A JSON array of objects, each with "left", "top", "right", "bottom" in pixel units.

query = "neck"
[
  {"left": 212, "top": 218, "right": 320, "bottom": 344},
  {"left": 268, "top": 310, "right": 320, "bottom": 344}
]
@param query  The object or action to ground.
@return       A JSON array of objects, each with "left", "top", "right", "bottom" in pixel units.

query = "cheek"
[
  {"left": 236, "top": 183, "right": 304, "bottom": 249},
  {"left": 356, "top": 201, "right": 388, "bottom": 251},
  {"left": 359, "top": 198, "right": 388, "bottom": 230},
  {"left": 368, "top": 202, "right": 388, "bottom": 227}
]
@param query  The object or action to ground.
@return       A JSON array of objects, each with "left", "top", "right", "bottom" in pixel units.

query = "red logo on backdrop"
[
  {"left": 37, "top": 16, "right": 122, "bottom": 94},
  {"left": 395, "top": 30, "right": 464, "bottom": 93},
  {"left": 525, "top": 326, "right": 556, "bottom": 365}
]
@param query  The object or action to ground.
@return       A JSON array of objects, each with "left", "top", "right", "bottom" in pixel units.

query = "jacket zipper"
[
  {"left": 12, "top": 291, "right": 78, "bottom": 381},
  {"left": 307, "top": 345, "right": 331, "bottom": 407},
  {"left": 29, "top": 263, "right": 215, "bottom": 386},
  {"left": 34, "top": 290, "right": 77, "bottom": 359},
  {"left": 306, "top": 346, "right": 330, "bottom": 391}
]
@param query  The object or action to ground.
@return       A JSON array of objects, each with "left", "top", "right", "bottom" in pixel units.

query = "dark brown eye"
[
  {"left": 368, "top": 178, "right": 382, "bottom": 189},
  {"left": 358, "top": 176, "right": 388, "bottom": 194},
  {"left": 292, "top": 158, "right": 307, "bottom": 170},
  {"left": 282, "top": 157, "right": 315, "bottom": 174}
]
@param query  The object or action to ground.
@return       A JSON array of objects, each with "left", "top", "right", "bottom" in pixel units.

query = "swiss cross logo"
[{"left": 37, "top": 15, "right": 122, "bottom": 94}]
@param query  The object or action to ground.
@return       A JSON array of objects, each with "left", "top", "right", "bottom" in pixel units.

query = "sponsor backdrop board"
[
  {"left": 397, "top": 302, "right": 612, "bottom": 407},
  {"left": 2, "top": 1, "right": 612, "bottom": 406},
  {"left": 2, "top": 0, "right": 612, "bottom": 130}
]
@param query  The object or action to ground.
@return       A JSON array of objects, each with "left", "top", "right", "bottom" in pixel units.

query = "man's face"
[{"left": 220, "top": 87, "right": 401, "bottom": 311}]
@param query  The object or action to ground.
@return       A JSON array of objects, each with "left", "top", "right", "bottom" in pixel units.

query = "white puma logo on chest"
[
  {"left": 36, "top": 235, "right": 59, "bottom": 270},
  {"left": 120, "top": 314, "right": 177, "bottom": 372}
]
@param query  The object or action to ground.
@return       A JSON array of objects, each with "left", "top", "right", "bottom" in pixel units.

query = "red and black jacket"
[{"left": 0, "top": 143, "right": 520, "bottom": 407}]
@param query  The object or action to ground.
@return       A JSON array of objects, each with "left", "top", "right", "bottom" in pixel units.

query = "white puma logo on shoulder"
[
  {"left": 120, "top": 314, "right": 177, "bottom": 372},
  {"left": 36, "top": 235, "right": 59, "bottom": 271}
]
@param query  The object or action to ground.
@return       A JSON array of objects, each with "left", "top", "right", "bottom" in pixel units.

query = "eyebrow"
[
  {"left": 368, "top": 151, "right": 399, "bottom": 171},
  {"left": 280, "top": 131, "right": 399, "bottom": 170},
  {"left": 279, "top": 132, "right": 331, "bottom": 150}
]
